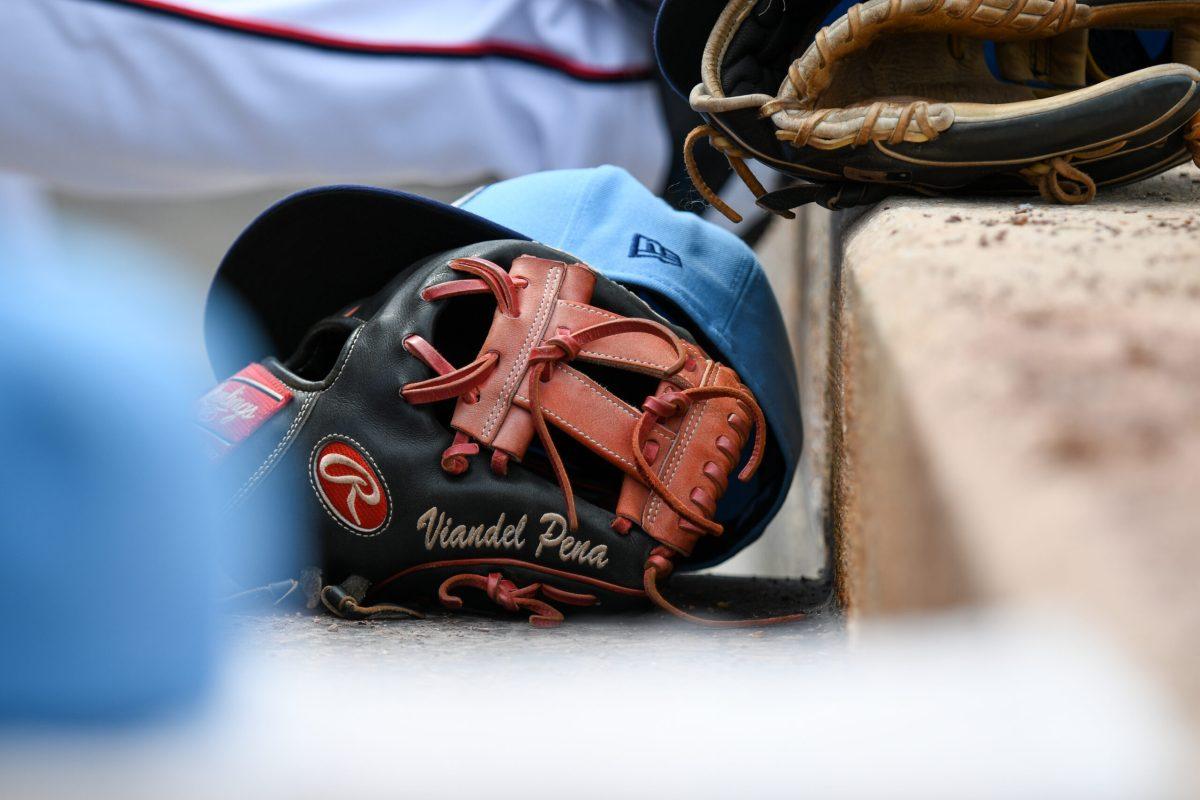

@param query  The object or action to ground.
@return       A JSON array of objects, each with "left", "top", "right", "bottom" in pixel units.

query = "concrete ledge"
[{"left": 820, "top": 168, "right": 1200, "bottom": 719}]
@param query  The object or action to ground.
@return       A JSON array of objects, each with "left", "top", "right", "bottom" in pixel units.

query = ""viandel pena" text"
[{"left": 417, "top": 507, "right": 609, "bottom": 569}]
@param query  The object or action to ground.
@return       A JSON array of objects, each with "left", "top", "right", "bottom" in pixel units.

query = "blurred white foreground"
[{"left": 0, "top": 607, "right": 1191, "bottom": 799}]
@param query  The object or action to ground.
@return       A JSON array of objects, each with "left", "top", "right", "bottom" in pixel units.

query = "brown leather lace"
[
  {"left": 683, "top": 124, "right": 794, "bottom": 224},
  {"left": 445, "top": 256, "right": 520, "bottom": 316},
  {"left": 403, "top": 261, "right": 518, "bottom": 472},
  {"left": 642, "top": 547, "right": 808, "bottom": 627},
  {"left": 401, "top": 350, "right": 499, "bottom": 404},
  {"left": 1033, "top": 157, "right": 1096, "bottom": 204},
  {"left": 439, "top": 572, "right": 596, "bottom": 628},
  {"left": 632, "top": 385, "right": 812, "bottom": 627},
  {"left": 631, "top": 385, "right": 767, "bottom": 536},
  {"left": 403, "top": 334, "right": 480, "bottom": 403},
  {"left": 527, "top": 317, "right": 687, "bottom": 530},
  {"left": 1021, "top": 141, "right": 1126, "bottom": 205},
  {"left": 319, "top": 584, "right": 422, "bottom": 620}
]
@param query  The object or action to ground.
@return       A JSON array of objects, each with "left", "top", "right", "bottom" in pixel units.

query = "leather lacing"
[
  {"left": 643, "top": 548, "right": 808, "bottom": 628},
  {"left": 632, "top": 385, "right": 766, "bottom": 537},
  {"left": 397, "top": 256, "right": 802, "bottom": 627},
  {"left": 1019, "top": 140, "right": 1126, "bottom": 204},
  {"left": 1025, "top": 157, "right": 1096, "bottom": 204},
  {"left": 761, "top": 100, "right": 941, "bottom": 149},
  {"left": 319, "top": 576, "right": 422, "bottom": 620},
  {"left": 320, "top": 586, "right": 422, "bottom": 620},
  {"left": 683, "top": 124, "right": 795, "bottom": 224},
  {"left": 439, "top": 572, "right": 597, "bottom": 628},
  {"left": 526, "top": 317, "right": 687, "bottom": 529}
]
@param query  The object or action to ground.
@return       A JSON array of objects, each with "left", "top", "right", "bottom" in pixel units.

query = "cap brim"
[
  {"left": 653, "top": 0, "right": 730, "bottom": 100},
  {"left": 204, "top": 185, "right": 524, "bottom": 378}
]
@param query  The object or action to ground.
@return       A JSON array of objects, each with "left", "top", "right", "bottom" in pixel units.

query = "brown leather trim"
[
  {"left": 420, "top": 278, "right": 493, "bottom": 302},
  {"left": 552, "top": 299, "right": 687, "bottom": 377},
  {"left": 370, "top": 558, "right": 648, "bottom": 597},
  {"left": 512, "top": 366, "right": 677, "bottom": 476},
  {"left": 705, "top": 113, "right": 843, "bottom": 180},
  {"left": 1099, "top": 149, "right": 1193, "bottom": 186}
]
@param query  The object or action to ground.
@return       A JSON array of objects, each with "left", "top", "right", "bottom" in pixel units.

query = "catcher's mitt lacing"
[{"left": 399, "top": 256, "right": 805, "bottom": 627}]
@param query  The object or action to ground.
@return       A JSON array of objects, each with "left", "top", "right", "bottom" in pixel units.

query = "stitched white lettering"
[
  {"left": 418, "top": 507, "right": 528, "bottom": 554},
  {"left": 536, "top": 513, "right": 610, "bottom": 568},
  {"left": 416, "top": 507, "right": 606, "bottom": 568}
]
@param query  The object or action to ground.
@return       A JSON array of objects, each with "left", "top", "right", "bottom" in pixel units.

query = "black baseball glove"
[{"left": 201, "top": 235, "right": 805, "bottom": 628}]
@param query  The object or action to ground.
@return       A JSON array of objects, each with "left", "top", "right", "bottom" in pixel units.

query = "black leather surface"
[
  {"left": 654, "top": 0, "right": 731, "bottom": 98},
  {"left": 205, "top": 186, "right": 524, "bottom": 380}
]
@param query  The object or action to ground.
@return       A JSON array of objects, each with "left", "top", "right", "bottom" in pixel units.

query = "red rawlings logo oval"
[{"left": 311, "top": 436, "right": 390, "bottom": 535}]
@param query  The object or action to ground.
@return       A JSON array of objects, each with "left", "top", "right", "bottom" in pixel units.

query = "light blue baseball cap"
[{"left": 209, "top": 167, "right": 801, "bottom": 567}]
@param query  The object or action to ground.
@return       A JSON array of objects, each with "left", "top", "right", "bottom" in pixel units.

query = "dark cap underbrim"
[
  {"left": 654, "top": 0, "right": 730, "bottom": 100},
  {"left": 204, "top": 185, "right": 524, "bottom": 378}
]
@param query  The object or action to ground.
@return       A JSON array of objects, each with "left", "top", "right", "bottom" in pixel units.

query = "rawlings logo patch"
[{"left": 311, "top": 436, "right": 391, "bottom": 535}]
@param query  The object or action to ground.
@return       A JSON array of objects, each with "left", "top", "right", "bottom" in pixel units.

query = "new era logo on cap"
[{"left": 629, "top": 234, "right": 682, "bottom": 267}]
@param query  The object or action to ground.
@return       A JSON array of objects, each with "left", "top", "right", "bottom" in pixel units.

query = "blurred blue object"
[{"left": 0, "top": 232, "right": 224, "bottom": 722}]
